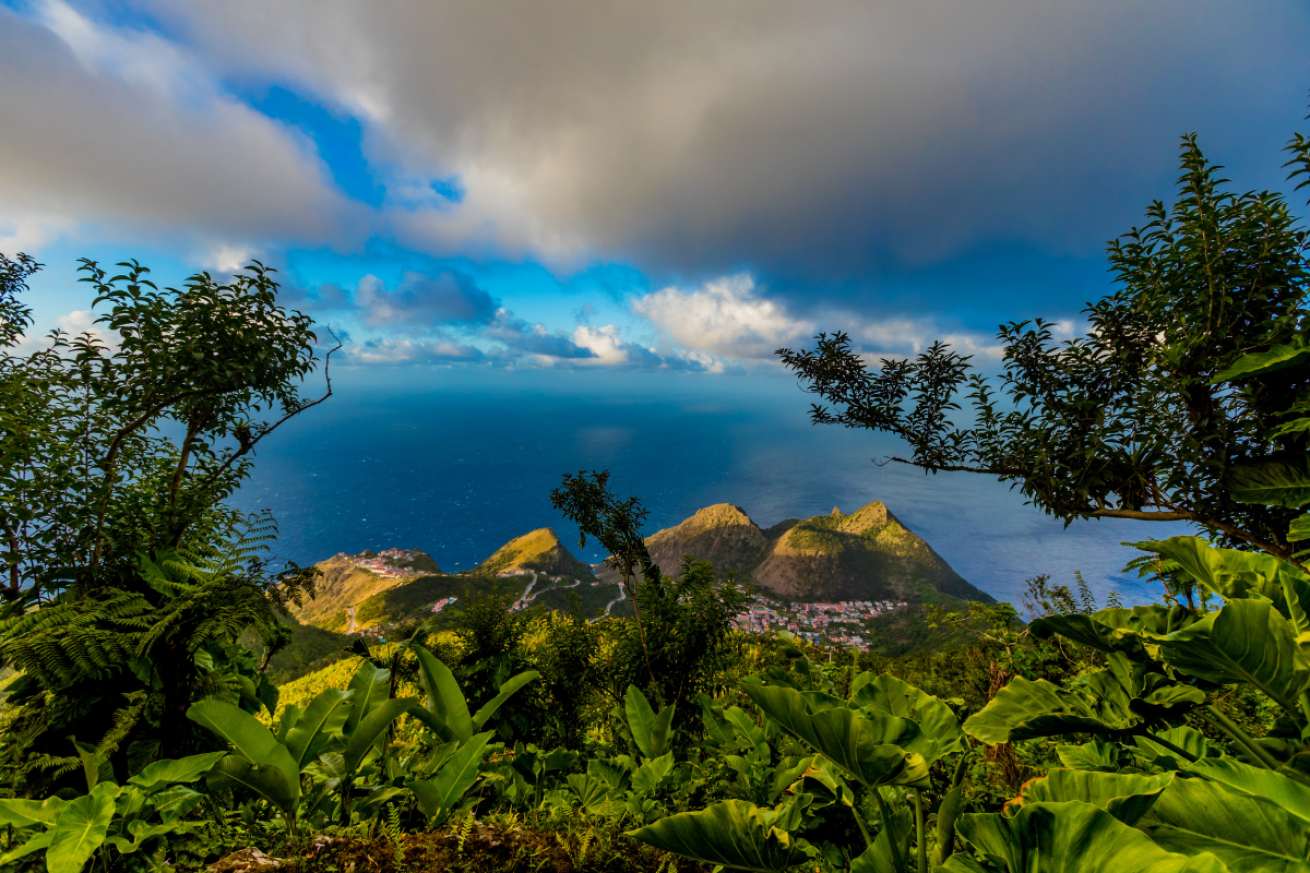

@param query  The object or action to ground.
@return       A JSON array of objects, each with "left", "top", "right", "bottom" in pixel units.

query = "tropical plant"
[
  {"left": 0, "top": 751, "right": 224, "bottom": 872},
  {"left": 631, "top": 636, "right": 971, "bottom": 873},
  {"left": 0, "top": 255, "right": 332, "bottom": 785},
  {"left": 777, "top": 124, "right": 1310, "bottom": 566},
  {"left": 552, "top": 470, "right": 663, "bottom": 682},
  {"left": 957, "top": 532, "right": 1310, "bottom": 870},
  {"left": 0, "top": 524, "right": 309, "bottom": 788}
]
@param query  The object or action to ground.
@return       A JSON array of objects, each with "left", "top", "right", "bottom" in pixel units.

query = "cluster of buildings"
[
  {"left": 336, "top": 548, "right": 426, "bottom": 579},
  {"left": 732, "top": 595, "right": 909, "bottom": 650},
  {"left": 429, "top": 596, "right": 458, "bottom": 614}
]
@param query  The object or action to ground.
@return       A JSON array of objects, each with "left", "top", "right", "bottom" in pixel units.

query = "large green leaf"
[
  {"left": 1161, "top": 600, "right": 1310, "bottom": 716},
  {"left": 850, "top": 672, "right": 967, "bottom": 760},
  {"left": 410, "top": 732, "right": 492, "bottom": 824},
  {"left": 0, "top": 796, "right": 67, "bottom": 828},
  {"left": 1136, "top": 537, "right": 1310, "bottom": 634},
  {"left": 342, "top": 697, "right": 416, "bottom": 774},
  {"left": 413, "top": 645, "right": 473, "bottom": 742},
  {"left": 284, "top": 688, "right": 353, "bottom": 768},
  {"left": 205, "top": 755, "right": 300, "bottom": 818},
  {"left": 1143, "top": 776, "right": 1310, "bottom": 873},
  {"left": 1290, "top": 516, "right": 1310, "bottom": 543},
  {"left": 624, "top": 684, "right": 675, "bottom": 758},
  {"left": 955, "top": 801, "right": 1228, "bottom": 873},
  {"left": 851, "top": 804, "right": 913, "bottom": 873},
  {"left": 46, "top": 784, "right": 117, "bottom": 873},
  {"left": 963, "top": 676, "right": 1138, "bottom": 744},
  {"left": 344, "top": 660, "right": 392, "bottom": 734},
  {"left": 628, "top": 800, "right": 796, "bottom": 873},
  {"left": 1183, "top": 757, "right": 1310, "bottom": 825},
  {"left": 0, "top": 830, "right": 53, "bottom": 867},
  {"left": 699, "top": 694, "right": 736, "bottom": 746},
  {"left": 1012, "top": 770, "right": 1174, "bottom": 826},
  {"left": 127, "top": 751, "right": 226, "bottom": 791},
  {"left": 742, "top": 683, "right": 924, "bottom": 788},
  {"left": 1031, "top": 606, "right": 1198, "bottom": 662},
  {"left": 189, "top": 700, "right": 300, "bottom": 819},
  {"left": 1056, "top": 741, "right": 1120, "bottom": 771},
  {"left": 471, "top": 669, "right": 540, "bottom": 733},
  {"left": 1213, "top": 341, "right": 1310, "bottom": 383},
  {"left": 1224, "top": 458, "right": 1310, "bottom": 509}
]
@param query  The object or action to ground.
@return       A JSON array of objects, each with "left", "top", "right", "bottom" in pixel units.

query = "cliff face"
[
  {"left": 641, "top": 501, "right": 992, "bottom": 604},
  {"left": 474, "top": 528, "right": 594, "bottom": 579}
]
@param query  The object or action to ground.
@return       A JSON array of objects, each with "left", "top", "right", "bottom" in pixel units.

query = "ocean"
[{"left": 231, "top": 367, "right": 1190, "bottom": 611}]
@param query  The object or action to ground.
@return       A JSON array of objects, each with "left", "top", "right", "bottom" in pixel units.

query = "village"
[
  {"left": 732, "top": 593, "right": 908, "bottom": 650},
  {"left": 334, "top": 547, "right": 428, "bottom": 578},
  {"left": 340, "top": 550, "right": 905, "bottom": 648}
]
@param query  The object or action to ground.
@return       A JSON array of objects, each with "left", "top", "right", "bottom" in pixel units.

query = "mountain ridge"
[{"left": 642, "top": 500, "right": 990, "bottom": 604}]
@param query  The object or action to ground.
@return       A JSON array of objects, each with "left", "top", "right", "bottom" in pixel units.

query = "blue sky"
[{"left": 3, "top": 0, "right": 1309, "bottom": 379}]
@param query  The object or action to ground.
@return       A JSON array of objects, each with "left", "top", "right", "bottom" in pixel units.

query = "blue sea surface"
[{"left": 231, "top": 369, "right": 1189, "bottom": 611}]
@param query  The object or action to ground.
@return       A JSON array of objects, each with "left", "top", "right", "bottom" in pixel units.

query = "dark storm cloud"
[
  {"left": 354, "top": 271, "right": 497, "bottom": 328},
  {"left": 133, "top": 0, "right": 1308, "bottom": 301},
  {"left": 6, "top": 1, "right": 1307, "bottom": 326}
]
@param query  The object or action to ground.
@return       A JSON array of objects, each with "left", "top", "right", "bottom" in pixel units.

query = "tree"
[
  {"left": 0, "top": 256, "right": 335, "bottom": 786},
  {"left": 778, "top": 126, "right": 1310, "bottom": 565},
  {"left": 551, "top": 469, "right": 662, "bottom": 683}
]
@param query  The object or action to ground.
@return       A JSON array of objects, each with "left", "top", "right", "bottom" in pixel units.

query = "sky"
[{"left": 3, "top": 0, "right": 1309, "bottom": 378}]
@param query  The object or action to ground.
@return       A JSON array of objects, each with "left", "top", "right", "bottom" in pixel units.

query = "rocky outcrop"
[
  {"left": 640, "top": 500, "right": 991, "bottom": 604},
  {"left": 645, "top": 503, "right": 769, "bottom": 578},
  {"left": 475, "top": 528, "right": 594, "bottom": 579}
]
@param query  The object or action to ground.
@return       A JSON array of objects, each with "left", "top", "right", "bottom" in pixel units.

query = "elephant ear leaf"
[
  {"left": 46, "top": 786, "right": 117, "bottom": 873},
  {"left": 624, "top": 685, "right": 658, "bottom": 758},
  {"left": 1212, "top": 340, "right": 1310, "bottom": 383},
  {"left": 1223, "top": 457, "right": 1310, "bottom": 509},
  {"left": 1011, "top": 770, "right": 1174, "bottom": 826},
  {"left": 851, "top": 673, "right": 966, "bottom": 759},
  {"left": 1161, "top": 600, "right": 1310, "bottom": 716},
  {"left": 624, "top": 684, "right": 674, "bottom": 758},
  {"left": 471, "top": 670, "right": 540, "bottom": 733},
  {"left": 1145, "top": 774, "right": 1310, "bottom": 870},
  {"left": 962, "top": 676, "right": 1071, "bottom": 745},
  {"left": 186, "top": 699, "right": 299, "bottom": 813},
  {"left": 413, "top": 645, "right": 473, "bottom": 743},
  {"left": 742, "top": 683, "right": 922, "bottom": 788},
  {"left": 628, "top": 800, "right": 796, "bottom": 873},
  {"left": 958, "top": 801, "right": 1226, "bottom": 873},
  {"left": 0, "top": 796, "right": 67, "bottom": 828},
  {"left": 1180, "top": 757, "right": 1310, "bottom": 826}
]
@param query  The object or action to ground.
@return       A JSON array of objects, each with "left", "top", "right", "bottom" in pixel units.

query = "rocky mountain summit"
[
  {"left": 474, "top": 527, "right": 595, "bottom": 579},
  {"left": 643, "top": 501, "right": 990, "bottom": 604}
]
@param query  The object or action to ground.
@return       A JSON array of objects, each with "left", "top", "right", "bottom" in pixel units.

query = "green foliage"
[
  {"left": 0, "top": 751, "right": 221, "bottom": 872},
  {"left": 0, "top": 255, "right": 333, "bottom": 787}
]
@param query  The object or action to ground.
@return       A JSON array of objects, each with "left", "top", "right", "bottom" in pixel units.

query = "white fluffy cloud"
[{"left": 632, "top": 274, "right": 813, "bottom": 359}]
